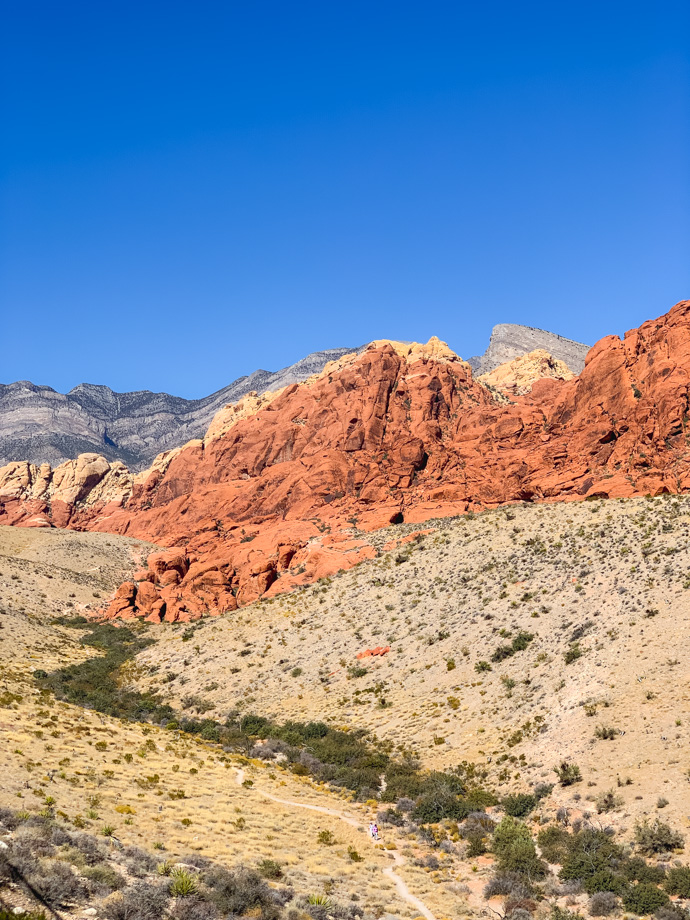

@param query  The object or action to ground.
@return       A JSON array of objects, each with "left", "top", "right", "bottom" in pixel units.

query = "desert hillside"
[
  {"left": 0, "top": 528, "right": 456, "bottom": 920},
  {"left": 3, "top": 501, "right": 690, "bottom": 920},
  {"left": 129, "top": 494, "right": 690, "bottom": 827}
]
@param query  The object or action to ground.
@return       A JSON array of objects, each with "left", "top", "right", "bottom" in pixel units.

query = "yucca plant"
[{"left": 169, "top": 867, "right": 198, "bottom": 897}]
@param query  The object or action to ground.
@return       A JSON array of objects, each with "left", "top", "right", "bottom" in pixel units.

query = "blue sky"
[{"left": 1, "top": 2, "right": 688, "bottom": 397}]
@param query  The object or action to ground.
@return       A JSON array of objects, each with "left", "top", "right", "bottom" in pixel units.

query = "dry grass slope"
[{"left": 0, "top": 527, "right": 464, "bottom": 919}]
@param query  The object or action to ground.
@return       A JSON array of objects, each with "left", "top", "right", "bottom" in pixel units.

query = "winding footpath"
[{"left": 234, "top": 768, "right": 437, "bottom": 920}]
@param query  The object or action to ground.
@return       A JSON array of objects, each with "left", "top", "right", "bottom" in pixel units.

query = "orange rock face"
[{"left": 4, "top": 302, "right": 690, "bottom": 621}]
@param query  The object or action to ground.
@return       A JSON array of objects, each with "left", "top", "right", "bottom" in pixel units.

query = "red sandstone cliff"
[{"left": 2, "top": 301, "right": 690, "bottom": 621}]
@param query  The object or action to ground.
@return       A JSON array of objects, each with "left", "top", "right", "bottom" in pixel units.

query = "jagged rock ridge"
[
  {"left": 0, "top": 347, "right": 363, "bottom": 471},
  {"left": 3, "top": 301, "right": 690, "bottom": 624},
  {"left": 468, "top": 323, "right": 589, "bottom": 375}
]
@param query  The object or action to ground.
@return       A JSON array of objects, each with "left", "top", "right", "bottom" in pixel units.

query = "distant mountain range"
[
  {"left": 0, "top": 324, "right": 589, "bottom": 470},
  {"left": 0, "top": 347, "right": 363, "bottom": 471}
]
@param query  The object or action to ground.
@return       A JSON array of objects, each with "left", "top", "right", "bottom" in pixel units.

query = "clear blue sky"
[{"left": 1, "top": 2, "right": 688, "bottom": 398}]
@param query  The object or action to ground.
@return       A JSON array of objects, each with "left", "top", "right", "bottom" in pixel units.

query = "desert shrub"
[
  {"left": 10, "top": 829, "right": 54, "bottom": 864},
  {"left": 412, "top": 789, "right": 464, "bottom": 823},
  {"left": 49, "top": 828, "right": 71, "bottom": 847},
  {"left": 492, "top": 632, "right": 534, "bottom": 663},
  {"left": 461, "top": 812, "right": 497, "bottom": 838},
  {"left": 122, "top": 846, "right": 158, "bottom": 877},
  {"left": 503, "top": 794, "right": 538, "bottom": 818},
  {"left": 69, "top": 832, "right": 107, "bottom": 865},
  {"left": 623, "top": 882, "right": 670, "bottom": 914},
  {"left": 499, "top": 839, "right": 547, "bottom": 879},
  {"left": 204, "top": 865, "right": 280, "bottom": 920},
  {"left": 466, "top": 834, "right": 488, "bottom": 856},
  {"left": 507, "top": 910, "right": 534, "bottom": 920},
  {"left": 583, "top": 869, "right": 628, "bottom": 895},
  {"left": 623, "top": 857, "right": 666, "bottom": 884},
  {"left": 635, "top": 819, "right": 684, "bottom": 855},
  {"left": 0, "top": 806, "right": 21, "bottom": 830},
  {"left": 101, "top": 881, "right": 170, "bottom": 920},
  {"left": 655, "top": 907, "right": 690, "bottom": 920},
  {"left": 596, "top": 790, "right": 623, "bottom": 814},
  {"left": 27, "top": 860, "right": 84, "bottom": 908},
  {"left": 594, "top": 726, "right": 617, "bottom": 741},
  {"left": 84, "top": 863, "right": 126, "bottom": 892},
  {"left": 560, "top": 829, "right": 623, "bottom": 883},
  {"left": 564, "top": 642, "right": 584, "bottom": 664},
  {"left": 554, "top": 762, "right": 582, "bottom": 786},
  {"left": 257, "top": 859, "right": 283, "bottom": 879},
  {"left": 537, "top": 826, "right": 572, "bottom": 864},
  {"left": 483, "top": 872, "right": 533, "bottom": 899},
  {"left": 665, "top": 866, "right": 690, "bottom": 897},
  {"left": 493, "top": 818, "right": 546, "bottom": 880},
  {"left": 0, "top": 849, "right": 14, "bottom": 884},
  {"left": 378, "top": 808, "right": 405, "bottom": 826},
  {"left": 588, "top": 891, "right": 619, "bottom": 916},
  {"left": 460, "top": 811, "right": 493, "bottom": 856},
  {"left": 493, "top": 817, "right": 532, "bottom": 857},
  {"left": 168, "top": 898, "right": 219, "bottom": 920}
]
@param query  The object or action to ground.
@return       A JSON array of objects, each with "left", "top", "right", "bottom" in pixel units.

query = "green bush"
[
  {"left": 502, "top": 793, "right": 537, "bottom": 818},
  {"left": 623, "top": 857, "right": 666, "bottom": 884},
  {"left": 583, "top": 868, "right": 628, "bottom": 895},
  {"left": 634, "top": 819, "right": 684, "bottom": 855},
  {"left": 491, "top": 631, "right": 534, "bottom": 663},
  {"left": 666, "top": 866, "right": 690, "bottom": 898},
  {"left": 412, "top": 789, "right": 464, "bottom": 823},
  {"left": 623, "top": 882, "right": 669, "bottom": 914},
  {"left": 492, "top": 817, "right": 546, "bottom": 879},
  {"left": 560, "top": 829, "right": 623, "bottom": 883},
  {"left": 564, "top": 642, "right": 584, "bottom": 664},
  {"left": 537, "top": 826, "right": 572, "bottom": 864},
  {"left": 466, "top": 833, "right": 487, "bottom": 856},
  {"left": 257, "top": 859, "right": 282, "bottom": 880}
]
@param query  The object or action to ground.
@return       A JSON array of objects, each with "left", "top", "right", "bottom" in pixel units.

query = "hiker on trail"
[{"left": 369, "top": 822, "right": 380, "bottom": 841}]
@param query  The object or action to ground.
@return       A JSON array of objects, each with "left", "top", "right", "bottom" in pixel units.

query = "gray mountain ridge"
[
  {"left": 0, "top": 325, "right": 589, "bottom": 471},
  {"left": 0, "top": 347, "right": 365, "bottom": 471},
  {"left": 468, "top": 323, "right": 589, "bottom": 376}
]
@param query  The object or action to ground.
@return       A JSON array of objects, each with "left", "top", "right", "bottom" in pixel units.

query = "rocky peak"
[{"left": 469, "top": 323, "right": 589, "bottom": 375}]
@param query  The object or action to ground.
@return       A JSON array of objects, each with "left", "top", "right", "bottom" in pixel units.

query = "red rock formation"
[{"left": 3, "top": 301, "right": 690, "bottom": 621}]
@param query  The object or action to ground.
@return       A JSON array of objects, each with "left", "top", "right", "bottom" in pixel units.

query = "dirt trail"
[{"left": 234, "top": 768, "right": 437, "bottom": 920}]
